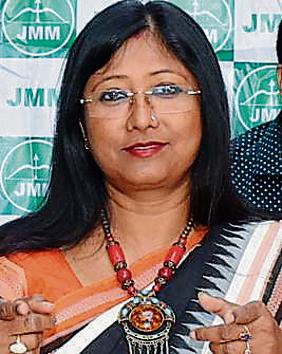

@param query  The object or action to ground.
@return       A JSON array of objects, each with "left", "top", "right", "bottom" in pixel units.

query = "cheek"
[
  {"left": 85, "top": 120, "right": 121, "bottom": 169},
  {"left": 87, "top": 123, "right": 104, "bottom": 152},
  {"left": 173, "top": 112, "right": 202, "bottom": 158}
]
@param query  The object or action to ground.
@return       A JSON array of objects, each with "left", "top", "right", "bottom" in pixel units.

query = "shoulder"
[
  {"left": 214, "top": 219, "right": 281, "bottom": 238},
  {"left": 209, "top": 219, "right": 281, "bottom": 276},
  {"left": 0, "top": 255, "right": 27, "bottom": 300},
  {"left": 244, "top": 219, "right": 282, "bottom": 238},
  {"left": 230, "top": 115, "right": 282, "bottom": 184},
  {"left": 231, "top": 118, "right": 279, "bottom": 155},
  {"left": 0, "top": 249, "right": 63, "bottom": 300},
  {"left": 208, "top": 220, "right": 282, "bottom": 252},
  {"left": 7, "top": 249, "right": 63, "bottom": 266}
]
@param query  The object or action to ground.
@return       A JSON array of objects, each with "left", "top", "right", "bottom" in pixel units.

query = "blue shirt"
[{"left": 231, "top": 113, "right": 282, "bottom": 217}]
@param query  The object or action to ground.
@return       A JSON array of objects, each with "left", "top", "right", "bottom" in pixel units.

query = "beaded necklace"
[{"left": 101, "top": 209, "right": 194, "bottom": 354}]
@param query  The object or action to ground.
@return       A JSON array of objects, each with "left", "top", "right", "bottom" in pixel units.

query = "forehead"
[{"left": 86, "top": 32, "right": 196, "bottom": 87}]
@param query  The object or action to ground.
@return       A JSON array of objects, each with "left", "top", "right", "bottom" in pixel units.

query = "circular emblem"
[
  {"left": 130, "top": 304, "right": 164, "bottom": 332},
  {"left": 235, "top": 65, "right": 282, "bottom": 130},
  {"left": 2, "top": 0, "right": 75, "bottom": 57},
  {"left": 168, "top": 0, "right": 232, "bottom": 52},
  {"left": 118, "top": 291, "right": 175, "bottom": 352},
  {"left": 0, "top": 139, "right": 52, "bottom": 213}
]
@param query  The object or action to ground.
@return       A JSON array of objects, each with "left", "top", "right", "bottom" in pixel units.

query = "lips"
[{"left": 123, "top": 141, "right": 168, "bottom": 158}]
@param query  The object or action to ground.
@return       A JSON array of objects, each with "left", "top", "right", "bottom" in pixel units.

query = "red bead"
[
  {"left": 117, "top": 268, "right": 132, "bottom": 283},
  {"left": 158, "top": 266, "right": 173, "bottom": 280},
  {"left": 153, "top": 283, "right": 162, "bottom": 293},
  {"left": 165, "top": 245, "right": 185, "bottom": 265},
  {"left": 179, "top": 237, "right": 187, "bottom": 245},
  {"left": 127, "top": 286, "right": 137, "bottom": 296},
  {"left": 107, "top": 242, "right": 125, "bottom": 266}
]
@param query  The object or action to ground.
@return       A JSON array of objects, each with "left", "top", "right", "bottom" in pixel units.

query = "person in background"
[
  {"left": 231, "top": 19, "right": 282, "bottom": 219},
  {"left": 0, "top": 1, "right": 281, "bottom": 353}
]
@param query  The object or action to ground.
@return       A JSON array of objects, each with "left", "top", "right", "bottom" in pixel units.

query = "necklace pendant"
[{"left": 118, "top": 289, "right": 175, "bottom": 354}]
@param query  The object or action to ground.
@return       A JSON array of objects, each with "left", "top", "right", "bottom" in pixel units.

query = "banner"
[{"left": 0, "top": 0, "right": 281, "bottom": 222}]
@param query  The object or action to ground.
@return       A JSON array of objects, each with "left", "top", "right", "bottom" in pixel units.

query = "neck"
[{"left": 106, "top": 182, "right": 191, "bottom": 260}]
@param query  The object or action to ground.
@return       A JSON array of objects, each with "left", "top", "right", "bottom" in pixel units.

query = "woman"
[{"left": 0, "top": 1, "right": 281, "bottom": 353}]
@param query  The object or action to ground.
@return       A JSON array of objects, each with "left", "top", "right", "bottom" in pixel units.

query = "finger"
[
  {"left": 14, "top": 297, "right": 41, "bottom": 316},
  {"left": 14, "top": 300, "right": 31, "bottom": 316},
  {"left": 209, "top": 340, "right": 247, "bottom": 354},
  {"left": 26, "top": 296, "right": 54, "bottom": 314},
  {"left": 191, "top": 323, "right": 246, "bottom": 342},
  {"left": 233, "top": 301, "right": 269, "bottom": 324},
  {"left": 14, "top": 295, "right": 54, "bottom": 316},
  {"left": 0, "top": 301, "right": 18, "bottom": 320},
  {"left": 7, "top": 314, "right": 55, "bottom": 335},
  {"left": 198, "top": 292, "right": 237, "bottom": 324}
]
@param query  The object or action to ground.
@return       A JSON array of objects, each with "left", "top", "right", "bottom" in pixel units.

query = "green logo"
[
  {"left": 0, "top": 139, "right": 52, "bottom": 213},
  {"left": 235, "top": 64, "right": 282, "bottom": 131},
  {"left": 2, "top": 0, "right": 75, "bottom": 57},
  {"left": 168, "top": 0, "right": 233, "bottom": 58},
  {"left": 242, "top": 13, "right": 282, "bottom": 34},
  {"left": 6, "top": 87, "right": 58, "bottom": 107}
]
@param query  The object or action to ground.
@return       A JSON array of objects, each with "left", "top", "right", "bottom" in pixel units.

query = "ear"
[{"left": 277, "top": 65, "right": 282, "bottom": 93}]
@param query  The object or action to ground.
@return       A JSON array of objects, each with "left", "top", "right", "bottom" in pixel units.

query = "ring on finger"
[
  {"left": 9, "top": 335, "right": 28, "bottom": 354},
  {"left": 239, "top": 325, "right": 252, "bottom": 354}
]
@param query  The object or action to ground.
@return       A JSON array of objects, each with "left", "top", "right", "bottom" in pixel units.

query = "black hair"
[
  {"left": 277, "top": 19, "right": 282, "bottom": 64},
  {"left": 0, "top": 0, "right": 250, "bottom": 255}
]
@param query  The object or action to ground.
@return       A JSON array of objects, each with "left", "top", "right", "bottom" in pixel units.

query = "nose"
[{"left": 126, "top": 93, "right": 159, "bottom": 131}]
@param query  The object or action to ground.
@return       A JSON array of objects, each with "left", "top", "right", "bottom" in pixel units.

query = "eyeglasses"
[{"left": 80, "top": 84, "right": 201, "bottom": 119}]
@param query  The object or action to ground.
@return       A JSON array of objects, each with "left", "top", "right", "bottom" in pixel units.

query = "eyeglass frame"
[{"left": 79, "top": 85, "right": 202, "bottom": 118}]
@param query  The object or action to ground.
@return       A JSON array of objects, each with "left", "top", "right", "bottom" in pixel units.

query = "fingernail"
[
  {"left": 33, "top": 294, "right": 45, "bottom": 301},
  {"left": 198, "top": 291, "right": 209, "bottom": 299},
  {"left": 224, "top": 312, "right": 235, "bottom": 324},
  {"left": 42, "top": 301, "right": 54, "bottom": 309},
  {"left": 190, "top": 330, "right": 196, "bottom": 339}
]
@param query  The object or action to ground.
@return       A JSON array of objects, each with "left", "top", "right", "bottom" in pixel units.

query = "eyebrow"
[
  {"left": 150, "top": 69, "right": 179, "bottom": 76},
  {"left": 98, "top": 70, "right": 177, "bottom": 79},
  {"left": 92, "top": 74, "right": 129, "bottom": 90},
  {"left": 92, "top": 69, "right": 187, "bottom": 91},
  {"left": 150, "top": 69, "right": 189, "bottom": 82}
]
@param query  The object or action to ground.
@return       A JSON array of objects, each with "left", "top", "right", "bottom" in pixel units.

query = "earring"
[{"left": 79, "top": 121, "right": 91, "bottom": 151}]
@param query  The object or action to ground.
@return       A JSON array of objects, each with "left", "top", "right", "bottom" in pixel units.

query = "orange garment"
[{"left": 0, "top": 229, "right": 207, "bottom": 344}]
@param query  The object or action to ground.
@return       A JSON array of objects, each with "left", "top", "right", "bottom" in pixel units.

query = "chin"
[{"left": 123, "top": 173, "right": 180, "bottom": 191}]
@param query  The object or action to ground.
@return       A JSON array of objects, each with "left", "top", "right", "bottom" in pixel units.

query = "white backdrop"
[{"left": 0, "top": 0, "right": 281, "bottom": 222}]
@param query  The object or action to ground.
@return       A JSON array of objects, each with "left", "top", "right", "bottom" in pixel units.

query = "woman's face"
[{"left": 83, "top": 33, "right": 202, "bottom": 192}]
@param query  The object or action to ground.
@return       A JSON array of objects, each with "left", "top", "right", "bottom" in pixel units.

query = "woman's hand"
[
  {"left": 0, "top": 295, "right": 55, "bottom": 354},
  {"left": 190, "top": 293, "right": 282, "bottom": 354}
]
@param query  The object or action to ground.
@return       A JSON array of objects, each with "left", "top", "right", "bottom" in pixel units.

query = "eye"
[
  {"left": 151, "top": 84, "right": 183, "bottom": 98},
  {"left": 99, "top": 89, "right": 129, "bottom": 103}
]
